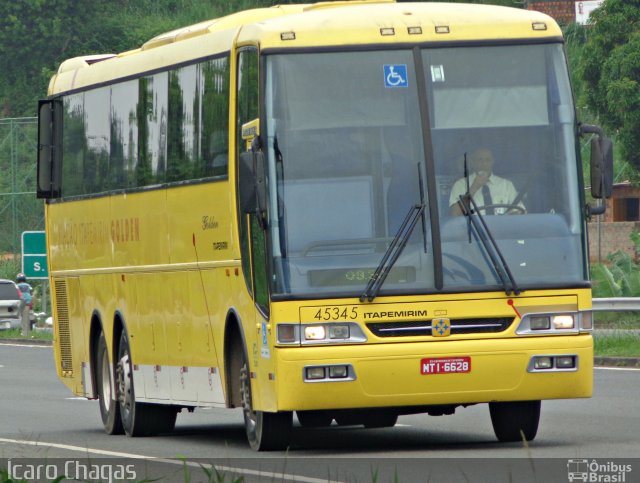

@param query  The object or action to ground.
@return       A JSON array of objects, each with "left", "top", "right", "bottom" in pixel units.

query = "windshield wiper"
[
  {"left": 456, "top": 192, "right": 521, "bottom": 296},
  {"left": 360, "top": 202, "right": 425, "bottom": 302}
]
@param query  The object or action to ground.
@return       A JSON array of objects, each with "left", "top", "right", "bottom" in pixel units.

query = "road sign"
[{"left": 21, "top": 231, "right": 48, "bottom": 279}]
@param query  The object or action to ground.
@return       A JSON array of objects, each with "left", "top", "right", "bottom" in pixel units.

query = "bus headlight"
[
  {"left": 304, "top": 325, "right": 326, "bottom": 340},
  {"left": 304, "top": 364, "right": 356, "bottom": 382},
  {"left": 533, "top": 356, "right": 553, "bottom": 369},
  {"left": 516, "top": 312, "right": 582, "bottom": 335},
  {"left": 306, "top": 367, "right": 326, "bottom": 380},
  {"left": 552, "top": 315, "right": 574, "bottom": 329},
  {"left": 555, "top": 355, "right": 576, "bottom": 369},
  {"left": 529, "top": 316, "right": 550, "bottom": 330},
  {"left": 328, "top": 325, "right": 350, "bottom": 339},
  {"left": 276, "top": 323, "right": 367, "bottom": 345},
  {"left": 528, "top": 355, "right": 578, "bottom": 372}
]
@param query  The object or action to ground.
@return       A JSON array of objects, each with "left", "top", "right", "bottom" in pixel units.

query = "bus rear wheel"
[
  {"left": 489, "top": 400, "right": 541, "bottom": 442},
  {"left": 117, "top": 331, "right": 177, "bottom": 436},
  {"left": 96, "top": 332, "right": 123, "bottom": 435},
  {"left": 240, "top": 360, "right": 292, "bottom": 451}
]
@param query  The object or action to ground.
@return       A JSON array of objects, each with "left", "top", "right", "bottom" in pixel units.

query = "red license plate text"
[{"left": 420, "top": 356, "right": 471, "bottom": 375}]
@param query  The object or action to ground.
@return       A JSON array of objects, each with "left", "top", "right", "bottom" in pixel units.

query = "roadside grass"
[
  {"left": 0, "top": 328, "right": 53, "bottom": 341},
  {"left": 594, "top": 330, "right": 640, "bottom": 357}
]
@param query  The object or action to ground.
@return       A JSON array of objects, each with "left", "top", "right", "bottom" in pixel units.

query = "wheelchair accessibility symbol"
[{"left": 384, "top": 64, "right": 408, "bottom": 88}]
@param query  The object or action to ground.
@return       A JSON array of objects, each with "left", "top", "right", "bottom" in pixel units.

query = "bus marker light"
[
  {"left": 408, "top": 27, "right": 422, "bottom": 35},
  {"left": 306, "top": 367, "right": 325, "bottom": 380},
  {"left": 532, "top": 22, "right": 547, "bottom": 31},
  {"left": 534, "top": 356, "right": 553, "bottom": 370},
  {"left": 280, "top": 32, "right": 296, "bottom": 41},
  {"left": 552, "top": 315, "right": 574, "bottom": 329},
  {"left": 305, "top": 325, "right": 326, "bottom": 340},
  {"left": 435, "top": 26, "right": 450, "bottom": 34},
  {"left": 380, "top": 28, "right": 395, "bottom": 36}
]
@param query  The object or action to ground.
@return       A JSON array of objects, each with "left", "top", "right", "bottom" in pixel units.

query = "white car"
[{"left": 0, "top": 279, "right": 23, "bottom": 330}]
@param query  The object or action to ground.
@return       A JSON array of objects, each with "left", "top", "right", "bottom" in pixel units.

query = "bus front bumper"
[{"left": 274, "top": 335, "right": 593, "bottom": 411}]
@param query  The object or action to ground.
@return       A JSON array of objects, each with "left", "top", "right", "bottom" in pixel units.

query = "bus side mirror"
[
  {"left": 589, "top": 135, "right": 613, "bottom": 200},
  {"left": 37, "top": 99, "right": 62, "bottom": 199},
  {"left": 239, "top": 138, "right": 266, "bottom": 215},
  {"left": 582, "top": 124, "right": 613, "bottom": 205}
]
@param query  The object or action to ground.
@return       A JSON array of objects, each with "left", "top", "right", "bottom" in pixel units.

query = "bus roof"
[{"left": 49, "top": 1, "right": 560, "bottom": 95}]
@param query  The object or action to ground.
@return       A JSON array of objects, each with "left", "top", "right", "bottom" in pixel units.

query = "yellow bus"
[{"left": 36, "top": 0, "right": 612, "bottom": 451}]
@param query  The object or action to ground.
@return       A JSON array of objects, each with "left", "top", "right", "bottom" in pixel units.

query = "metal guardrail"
[{"left": 592, "top": 298, "right": 640, "bottom": 312}]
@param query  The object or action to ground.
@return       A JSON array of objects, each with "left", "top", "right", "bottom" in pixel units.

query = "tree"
[{"left": 582, "top": 0, "right": 640, "bottom": 176}]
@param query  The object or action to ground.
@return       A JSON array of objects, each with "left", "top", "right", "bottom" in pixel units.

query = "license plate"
[{"left": 420, "top": 356, "right": 471, "bottom": 375}]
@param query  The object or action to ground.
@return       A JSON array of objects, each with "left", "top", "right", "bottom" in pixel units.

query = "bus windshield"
[{"left": 264, "top": 44, "right": 586, "bottom": 299}]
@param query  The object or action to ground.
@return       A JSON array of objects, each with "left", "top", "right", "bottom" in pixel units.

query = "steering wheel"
[{"left": 475, "top": 203, "right": 525, "bottom": 215}]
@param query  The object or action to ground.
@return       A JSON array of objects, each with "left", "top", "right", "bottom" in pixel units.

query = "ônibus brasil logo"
[{"left": 567, "top": 459, "right": 633, "bottom": 482}]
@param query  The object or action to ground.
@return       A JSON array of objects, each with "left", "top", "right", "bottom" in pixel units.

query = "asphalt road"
[{"left": 1, "top": 342, "right": 639, "bottom": 483}]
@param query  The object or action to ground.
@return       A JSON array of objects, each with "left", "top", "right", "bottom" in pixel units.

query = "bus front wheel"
[
  {"left": 489, "top": 400, "right": 541, "bottom": 442},
  {"left": 117, "top": 330, "right": 177, "bottom": 436},
  {"left": 240, "top": 360, "right": 292, "bottom": 451},
  {"left": 296, "top": 410, "right": 333, "bottom": 428},
  {"left": 96, "top": 332, "right": 123, "bottom": 435}
]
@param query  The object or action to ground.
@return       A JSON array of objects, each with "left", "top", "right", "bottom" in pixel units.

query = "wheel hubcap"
[
  {"left": 240, "top": 364, "right": 257, "bottom": 436},
  {"left": 101, "top": 349, "right": 112, "bottom": 409},
  {"left": 117, "top": 353, "right": 132, "bottom": 417}
]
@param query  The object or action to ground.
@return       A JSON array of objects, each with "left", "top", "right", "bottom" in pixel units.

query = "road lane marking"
[
  {"left": 0, "top": 343, "right": 50, "bottom": 348},
  {"left": 595, "top": 366, "right": 640, "bottom": 371},
  {"left": 0, "top": 438, "right": 335, "bottom": 483}
]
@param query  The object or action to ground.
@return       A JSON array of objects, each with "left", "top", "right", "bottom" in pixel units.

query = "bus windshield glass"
[{"left": 264, "top": 44, "right": 586, "bottom": 299}]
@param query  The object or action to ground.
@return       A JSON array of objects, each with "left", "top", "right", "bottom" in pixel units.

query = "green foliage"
[
  {"left": 581, "top": 0, "right": 640, "bottom": 178},
  {"left": 0, "top": 328, "right": 53, "bottom": 341},
  {"left": 0, "top": 258, "right": 21, "bottom": 280},
  {"left": 0, "top": 468, "right": 27, "bottom": 483},
  {"left": 0, "top": 119, "right": 42, "bottom": 254},
  {"left": 595, "top": 331, "right": 640, "bottom": 357},
  {"left": 591, "top": 231, "right": 640, "bottom": 298},
  {"left": 0, "top": 0, "right": 526, "bottom": 119}
]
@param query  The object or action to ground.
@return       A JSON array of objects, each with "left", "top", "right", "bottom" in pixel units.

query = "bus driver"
[{"left": 448, "top": 147, "right": 525, "bottom": 216}]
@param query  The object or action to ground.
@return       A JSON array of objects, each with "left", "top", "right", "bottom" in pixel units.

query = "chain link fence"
[
  {"left": 0, "top": 117, "right": 42, "bottom": 257},
  {"left": 0, "top": 117, "right": 51, "bottom": 322}
]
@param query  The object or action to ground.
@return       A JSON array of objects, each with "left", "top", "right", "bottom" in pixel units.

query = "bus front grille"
[{"left": 366, "top": 317, "right": 514, "bottom": 337}]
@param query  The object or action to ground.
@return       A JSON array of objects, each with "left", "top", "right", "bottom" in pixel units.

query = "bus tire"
[
  {"left": 334, "top": 412, "right": 364, "bottom": 427},
  {"left": 240, "top": 360, "right": 292, "bottom": 451},
  {"left": 96, "top": 332, "right": 124, "bottom": 435},
  {"left": 489, "top": 400, "right": 541, "bottom": 442},
  {"left": 296, "top": 411, "right": 333, "bottom": 428},
  {"left": 363, "top": 412, "right": 398, "bottom": 429},
  {"left": 117, "top": 331, "right": 177, "bottom": 436}
]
